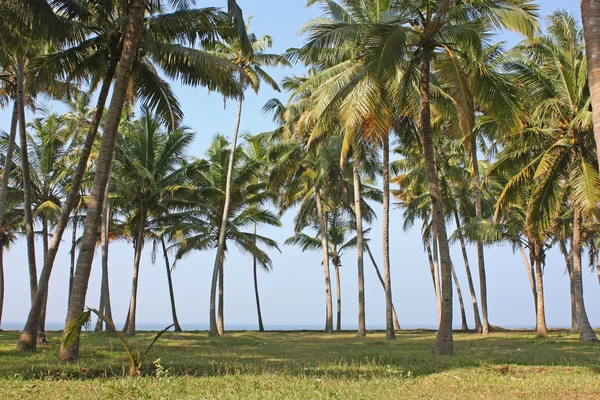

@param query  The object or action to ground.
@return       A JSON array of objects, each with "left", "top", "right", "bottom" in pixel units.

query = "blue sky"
[{"left": 2, "top": 0, "right": 596, "bottom": 331}]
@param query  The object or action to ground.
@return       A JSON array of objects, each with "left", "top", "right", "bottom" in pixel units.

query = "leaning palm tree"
[
  {"left": 206, "top": 27, "right": 290, "bottom": 336},
  {"left": 20, "top": 0, "right": 245, "bottom": 353},
  {"left": 58, "top": 0, "right": 249, "bottom": 361}
]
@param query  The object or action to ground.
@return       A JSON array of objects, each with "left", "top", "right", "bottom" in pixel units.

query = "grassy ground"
[{"left": 0, "top": 329, "right": 599, "bottom": 399}]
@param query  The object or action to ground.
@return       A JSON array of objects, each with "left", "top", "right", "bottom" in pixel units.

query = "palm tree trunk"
[
  {"left": 58, "top": 0, "right": 147, "bottom": 361},
  {"left": 452, "top": 209, "right": 482, "bottom": 332},
  {"left": 252, "top": 222, "right": 264, "bottom": 332},
  {"left": 353, "top": 159, "right": 366, "bottom": 336},
  {"left": 18, "top": 56, "right": 118, "bottom": 352},
  {"left": 559, "top": 240, "right": 578, "bottom": 332},
  {"left": 382, "top": 138, "right": 395, "bottom": 340},
  {"left": 365, "top": 245, "right": 400, "bottom": 329},
  {"left": 95, "top": 182, "right": 112, "bottom": 332},
  {"left": 430, "top": 231, "right": 442, "bottom": 326},
  {"left": 421, "top": 49, "right": 453, "bottom": 354},
  {"left": 16, "top": 58, "right": 38, "bottom": 307},
  {"left": 126, "top": 209, "right": 146, "bottom": 336},
  {"left": 517, "top": 242, "right": 537, "bottom": 325},
  {"left": 315, "top": 184, "right": 333, "bottom": 333},
  {"left": 451, "top": 262, "right": 468, "bottom": 331},
  {"left": 95, "top": 284, "right": 106, "bottom": 332},
  {"left": 334, "top": 260, "right": 341, "bottom": 331},
  {"left": 210, "top": 95, "right": 243, "bottom": 336},
  {"left": 0, "top": 101, "right": 18, "bottom": 229},
  {"left": 217, "top": 252, "right": 225, "bottom": 336},
  {"left": 469, "top": 136, "right": 489, "bottom": 334},
  {"left": 581, "top": 0, "right": 600, "bottom": 171},
  {"left": 37, "top": 218, "right": 49, "bottom": 345},
  {"left": 572, "top": 207, "right": 599, "bottom": 342},
  {"left": 534, "top": 241, "right": 547, "bottom": 336},
  {"left": 161, "top": 237, "right": 182, "bottom": 332},
  {"left": 69, "top": 214, "right": 77, "bottom": 303}
]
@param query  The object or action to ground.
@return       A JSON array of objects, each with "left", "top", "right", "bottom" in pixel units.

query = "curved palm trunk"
[
  {"left": 572, "top": 207, "right": 599, "bottom": 342},
  {"left": 17, "top": 59, "right": 38, "bottom": 307},
  {"left": 451, "top": 262, "right": 468, "bottom": 331},
  {"left": 18, "top": 57, "right": 117, "bottom": 352},
  {"left": 559, "top": 240, "right": 578, "bottom": 332},
  {"left": 452, "top": 209, "right": 482, "bottom": 332},
  {"left": 334, "top": 259, "right": 341, "bottom": 331},
  {"left": 534, "top": 242, "right": 547, "bottom": 336},
  {"left": 253, "top": 222, "right": 264, "bottom": 332},
  {"left": 58, "top": 0, "right": 147, "bottom": 361},
  {"left": 315, "top": 184, "right": 333, "bottom": 333},
  {"left": 210, "top": 95, "right": 243, "bottom": 336},
  {"left": 217, "top": 252, "right": 225, "bottom": 336},
  {"left": 582, "top": 0, "right": 600, "bottom": 171},
  {"left": 161, "top": 237, "right": 182, "bottom": 332},
  {"left": 518, "top": 242, "right": 537, "bottom": 326},
  {"left": 365, "top": 245, "right": 400, "bottom": 329},
  {"left": 469, "top": 137, "right": 489, "bottom": 334},
  {"left": 421, "top": 50, "right": 453, "bottom": 354},
  {"left": 95, "top": 182, "right": 113, "bottom": 332},
  {"left": 382, "top": 139, "right": 395, "bottom": 340},
  {"left": 353, "top": 160, "right": 366, "bottom": 336},
  {"left": 126, "top": 209, "right": 146, "bottom": 336},
  {"left": 0, "top": 102, "right": 18, "bottom": 229}
]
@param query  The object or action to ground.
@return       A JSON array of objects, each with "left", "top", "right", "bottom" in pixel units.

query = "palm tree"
[
  {"left": 19, "top": 0, "right": 247, "bottom": 352},
  {"left": 321, "top": 0, "right": 538, "bottom": 353},
  {"left": 286, "top": 208, "right": 365, "bottom": 331},
  {"left": 172, "top": 134, "right": 281, "bottom": 335},
  {"left": 581, "top": 0, "right": 600, "bottom": 169},
  {"left": 206, "top": 27, "right": 290, "bottom": 336},
  {"left": 494, "top": 12, "right": 598, "bottom": 342},
  {"left": 56, "top": 0, "right": 250, "bottom": 361},
  {"left": 110, "top": 110, "right": 194, "bottom": 336},
  {"left": 58, "top": 0, "right": 152, "bottom": 361}
]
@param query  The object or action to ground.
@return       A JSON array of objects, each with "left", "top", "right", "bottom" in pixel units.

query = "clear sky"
[{"left": 2, "top": 0, "right": 596, "bottom": 331}]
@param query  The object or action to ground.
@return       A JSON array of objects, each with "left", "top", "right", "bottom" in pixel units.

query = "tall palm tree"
[
  {"left": 58, "top": 0, "right": 152, "bottom": 361},
  {"left": 335, "top": 0, "right": 539, "bottom": 353},
  {"left": 54, "top": 0, "right": 250, "bottom": 360},
  {"left": 207, "top": 28, "right": 290, "bottom": 336},
  {"left": 19, "top": 0, "right": 246, "bottom": 352},
  {"left": 494, "top": 12, "right": 598, "bottom": 342}
]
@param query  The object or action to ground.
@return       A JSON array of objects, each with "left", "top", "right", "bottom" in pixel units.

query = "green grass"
[{"left": 0, "top": 329, "right": 599, "bottom": 399}]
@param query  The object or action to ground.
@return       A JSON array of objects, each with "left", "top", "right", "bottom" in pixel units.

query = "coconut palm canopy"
[{"left": 0, "top": 0, "right": 598, "bottom": 364}]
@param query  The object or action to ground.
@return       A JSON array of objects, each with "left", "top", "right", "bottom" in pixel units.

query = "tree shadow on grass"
[{"left": 0, "top": 330, "right": 598, "bottom": 379}]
